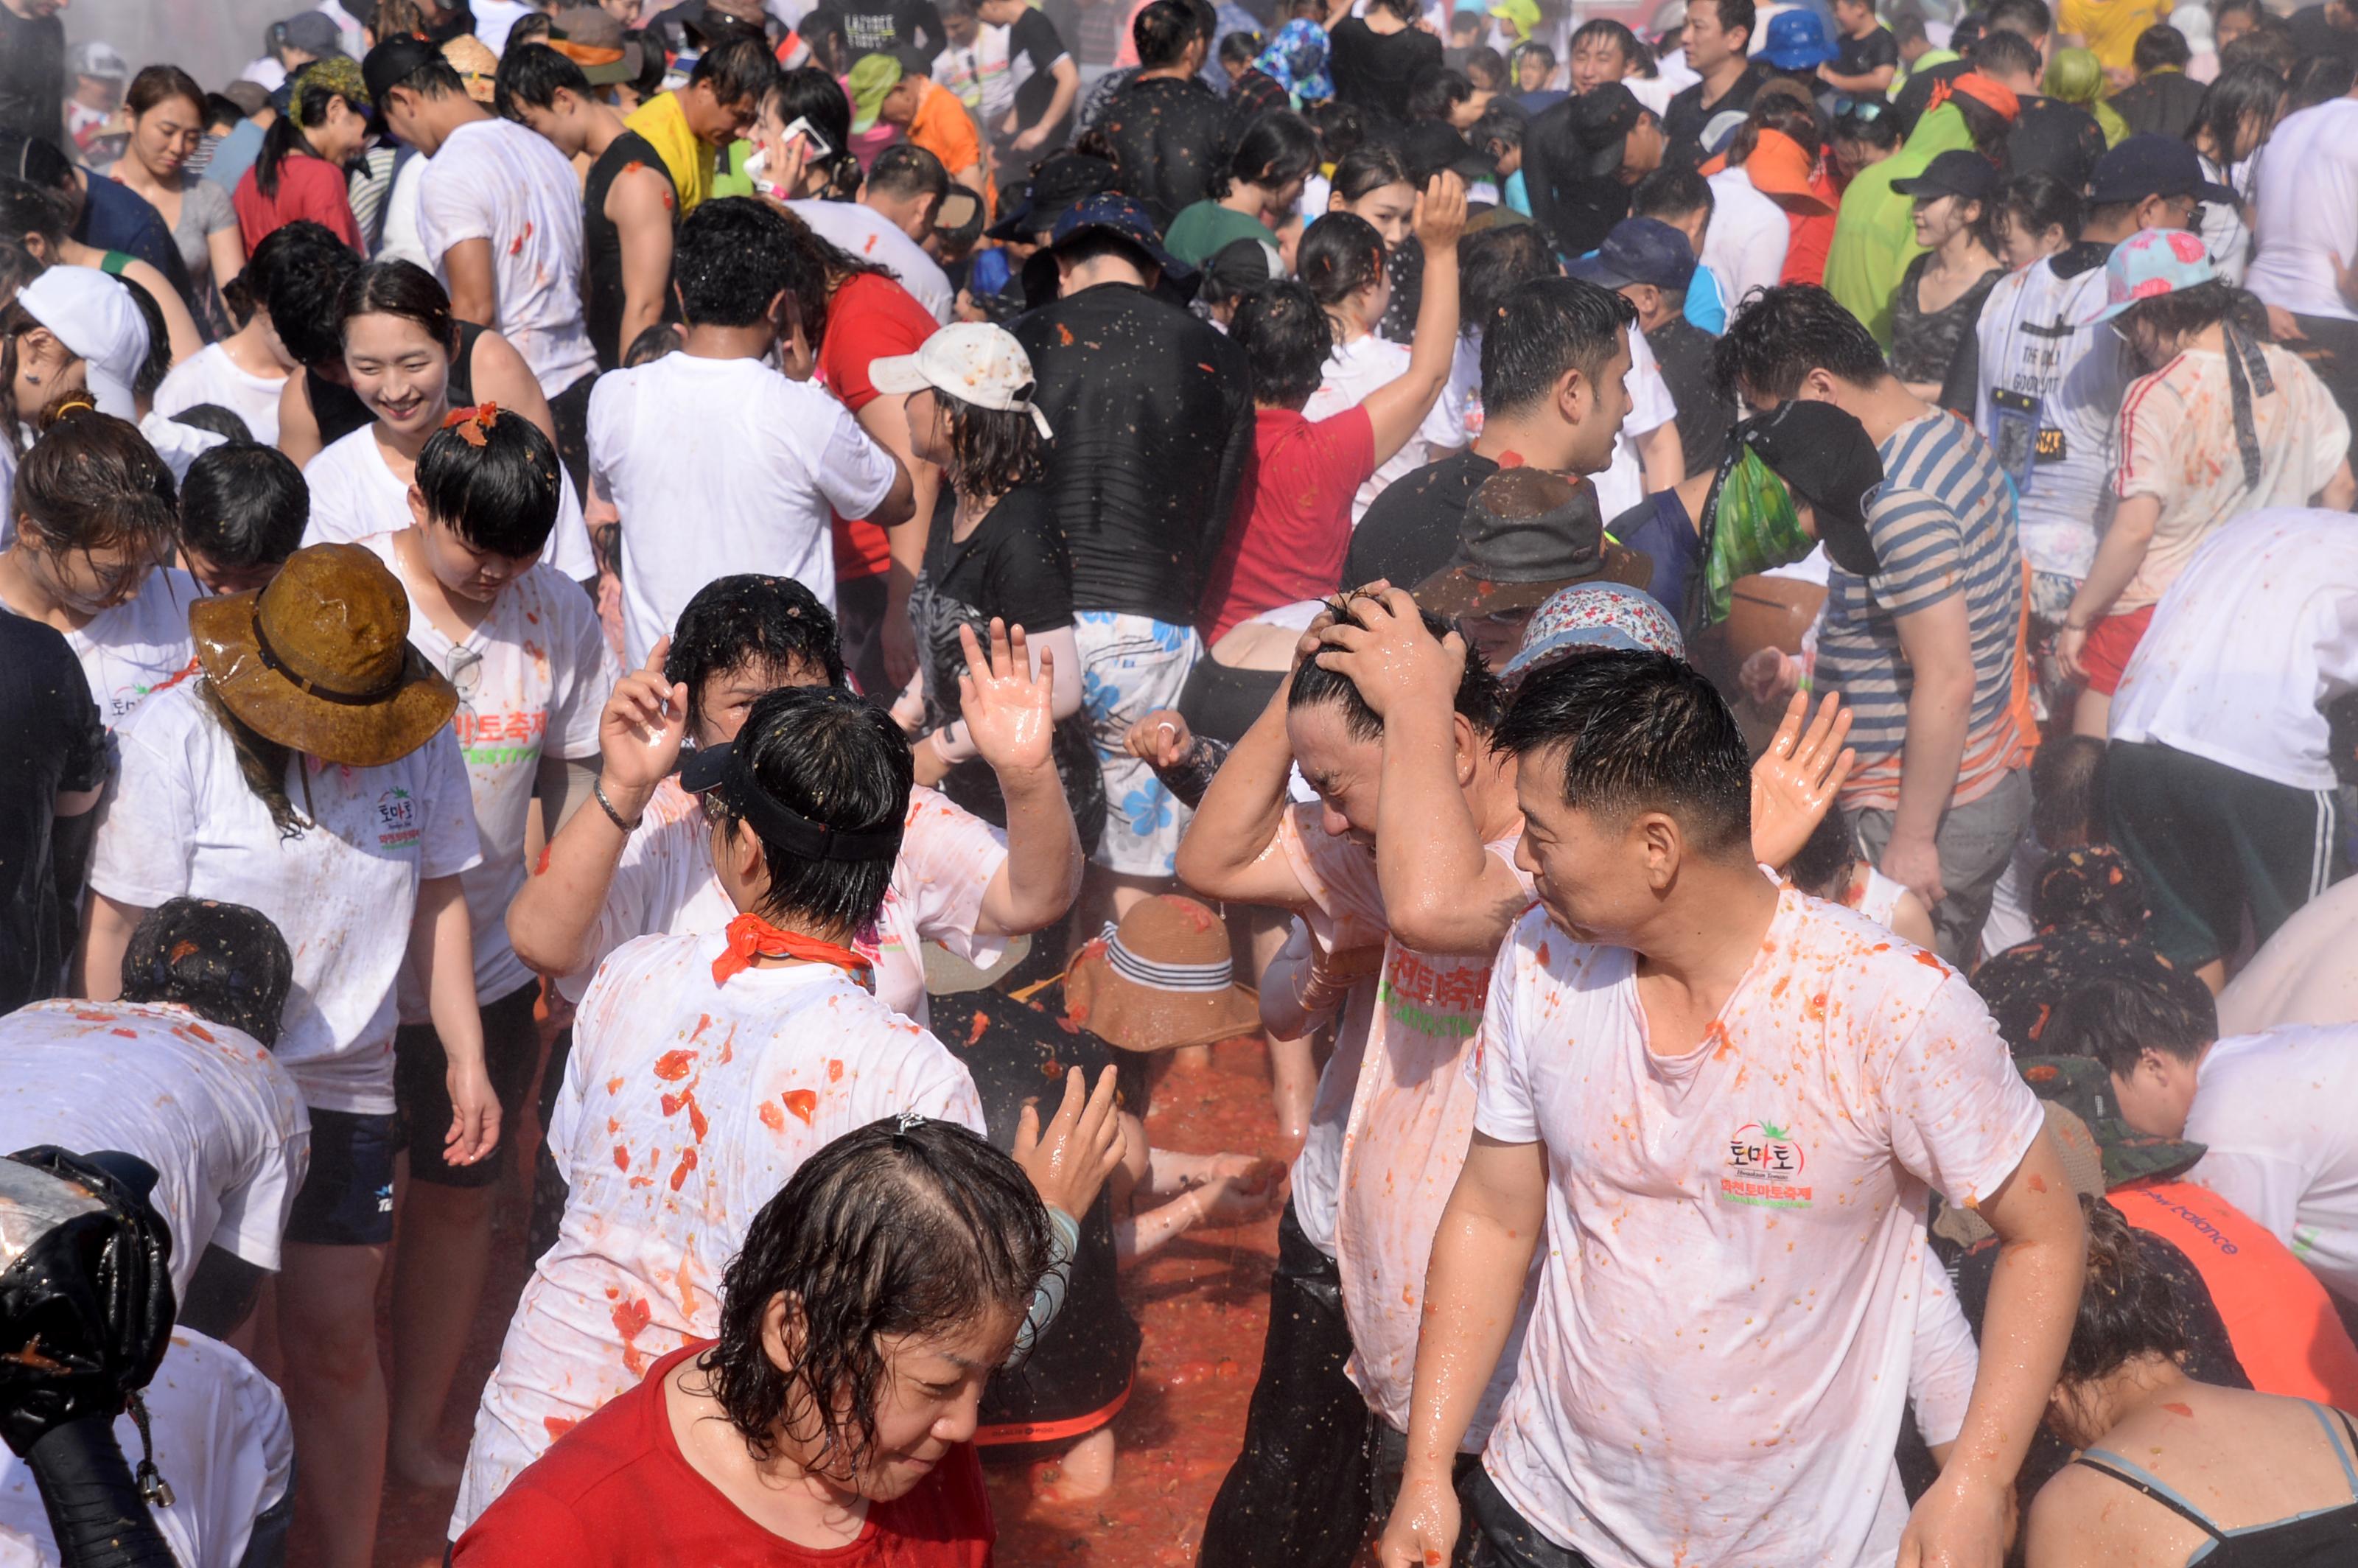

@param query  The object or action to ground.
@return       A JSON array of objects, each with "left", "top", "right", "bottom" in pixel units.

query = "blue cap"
[
  {"left": 1049, "top": 193, "right": 1194, "bottom": 281},
  {"left": 1567, "top": 217, "right": 1697, "bottom": 292},
  {"left": 1756, "top": 9, "right": 1836, "bottom": 68}
]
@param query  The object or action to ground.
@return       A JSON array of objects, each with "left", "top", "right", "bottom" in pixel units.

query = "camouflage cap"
[{"left": 2018, "top": 1054, "right": 2208, "bottom": 1187}]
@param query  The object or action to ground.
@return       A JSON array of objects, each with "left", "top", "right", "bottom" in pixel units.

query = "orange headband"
[{"left": 1931, "top": 71, "right": 2021, "bottom": 122}]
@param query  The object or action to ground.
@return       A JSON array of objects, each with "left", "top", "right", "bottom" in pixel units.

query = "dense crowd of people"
[{"left": 0, "top": 0, "right": 2355, "bottom": 1561}]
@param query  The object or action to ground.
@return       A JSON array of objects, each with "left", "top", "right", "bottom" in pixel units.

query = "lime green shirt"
[
  {"left": 1824, "top": 103, "right": 1972, "bottom": 348},
  {"left": 1162, "top": 200, "right": 1280, "bottom": 268}
]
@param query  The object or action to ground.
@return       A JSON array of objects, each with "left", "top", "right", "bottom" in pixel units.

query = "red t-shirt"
[
  {"left": 817, "top": 271, "right": 939, "bottom": 582},
  {"left": 1197, "top": 405, "right": 1376, "bottom": 643},
  {"left": 2110, "top": 1181, "right": 2358, "bottom": 1410},
  {"left": 232, "top": 154, "right": 363, "bottom": 254},
  {"left": 452, "top": 1343, "right": 997, "bottom": 1567}
]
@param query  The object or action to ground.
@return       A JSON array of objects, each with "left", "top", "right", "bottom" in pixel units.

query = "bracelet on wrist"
[{"left": 593, "top": 778, "right": 643, "bottom": 834}]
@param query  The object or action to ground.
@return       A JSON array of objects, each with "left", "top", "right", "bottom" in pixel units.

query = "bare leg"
[
  {"left": 278, "top": 1241, "right": 390, "bottom": 1568},
  {"left": 1035, "top": 1426, "right": 1119, "bottom": 1502},
  {"left": 1248, "top": 912, "right": 1315, "bottom": 1144},
  {"left": 2071, "top": 685, "right": 2110, "bottom": 740},
  {"left": 2195, "top": 958, "right": 2227, "bottom": 994},
  {"left": 388, "top": 1176, "right": 494, "bottom": 1488}
]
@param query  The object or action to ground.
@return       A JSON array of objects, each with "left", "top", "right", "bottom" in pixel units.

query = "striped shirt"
[{"left": 1821, "top": 410, "right": 2032, "bottom": 811}]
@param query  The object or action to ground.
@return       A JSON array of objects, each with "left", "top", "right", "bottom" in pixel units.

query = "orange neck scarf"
[{"left": 712, "top": 912, "right": 873, "bottom": 988}]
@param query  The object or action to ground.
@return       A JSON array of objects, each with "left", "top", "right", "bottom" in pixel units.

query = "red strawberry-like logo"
[{"left": 2168, "top": 230, "right": 2208, "bottom": 263}]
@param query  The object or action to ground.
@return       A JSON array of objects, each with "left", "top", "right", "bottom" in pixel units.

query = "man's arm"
[
  {"left": 856, "top": 382, "right": 942, "bottom": 686},
  {"left": 1174, "top": 675, "right": 1318, "bottom": 911},
  {"left": 442, "top": 235, "right": 499, "bottom": 329},
  {"left": 1898, "top": 1130, "right": 2084, "bottom": 1568},
  {"left": 1015, "top": 56, "right": 1081, "bottom": 148},
  {"left": 1883, "top": 592, "right": 1976, "bottom": 909},
  {"left": 1376, "top": 1133, "right": 1548, "bottom": 1568},
  {"left": 609, "top": 165, "right": 676, "bottom": 357},
  {"left": 1637, "top": 418, "right": 1684, "bottom": 493}
]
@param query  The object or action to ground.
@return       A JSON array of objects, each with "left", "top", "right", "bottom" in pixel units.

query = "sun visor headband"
[{"left": 684, "top": 742, "right": 906, "bottom": 864}]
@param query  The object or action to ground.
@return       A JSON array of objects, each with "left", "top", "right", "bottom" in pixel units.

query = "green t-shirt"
[
  {"left": 709, "top": 139, "right": 755, "bottom": 200},
  {"left": 1163, "top": 200, "right": 1279, "bottom": 268}
]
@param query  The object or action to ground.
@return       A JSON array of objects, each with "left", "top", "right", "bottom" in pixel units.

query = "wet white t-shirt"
[
  {"left": 89, "top": 680, "right": 483, "bottom": 1115},
  {"left": 556, "top": 780, "right": 1012, "bottom": 1026},
  {"left": 1591, "top": 325, "right": 1677, "bottom": 522},
  {"left": 0, "top": 1000, "right": 308, "bottom": 1301},
  {"left": 360, "top": 532, "right": 618, "bottom": 1009},
  {"left": 1303, "top": 332, "right": 1471, "bottom": 525},
  {"left": 2188, "top": 1025, "right": 2358, "bottom": 1303},
  {"left": 2245, "top": 97, "right": 2358, "bottom": 324},
  {"left": 449, "top": 929, "right": 985, "bottom": 1533},
  {"left": 4, "top": 566, "right": 201, "bottom": 730},
  {"left": 416, "top": 118, "right": 599, "bottom": 397},
  {"left": 300, "top": 424, "right": 597, "bottom": 583},
  {"left": 1701, "top": 164, "right": 1791, "bottom": 318},
  {"left": 1473, "top": 889, "right": 2043, "bottom": 1567},
  {"left": 789, "top": 198, "right": 956, "bottom": 323},
  {"left": 152, "top": 342, "right": 288, "bottom": 447},
  {"left": 0, "top": 1329, "right": 293, "bottom": 1568}
]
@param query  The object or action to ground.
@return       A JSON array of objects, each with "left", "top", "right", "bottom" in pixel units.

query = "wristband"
[{"left": 593, "top": 779, "right": 643, "bottom": 834}]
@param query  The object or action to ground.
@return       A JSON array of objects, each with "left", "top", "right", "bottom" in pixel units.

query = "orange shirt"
[
  {"left": 908, "top": 77, "right": 982, "bottom": 182},
  {"left": 2110, "top": 1180, "right": 2358, "bottom": 1410}
]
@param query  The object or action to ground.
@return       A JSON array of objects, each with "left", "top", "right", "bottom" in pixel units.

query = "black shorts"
[
  {"left": 284, "top": 1107, "right": 399, "bottom": 1247},
  {"left": 393, "top": 980, "right": 544, "bottom": 1188}
]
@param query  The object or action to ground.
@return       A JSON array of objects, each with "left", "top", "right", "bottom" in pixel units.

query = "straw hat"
[
  {"left": 189, "top": 543, "right": 458, "bottom": 767},
  {"left": 441, "top": 35, "right": 501, "bottom": 103},
  {"left": 1062, "top": 895, "right": 1262, "bottom": 1053}
]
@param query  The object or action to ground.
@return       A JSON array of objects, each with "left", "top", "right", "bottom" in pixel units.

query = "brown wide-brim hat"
[
  {"left": 1062, "top": 895, "right": 1262, "bottom": 1053},
  {"left": 190, "top": 542, "right": 457, "bottom": 769},
  {"left": 1416, "top": 467, "right": 1654, "bottom": 618},
  {"left": 1416, "top": 542, "right": 1654, "bottom": 618}
]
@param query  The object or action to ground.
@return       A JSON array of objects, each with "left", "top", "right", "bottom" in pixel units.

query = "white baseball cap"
[
  {"left": 868, "top": 323, "right": 1054, "bottom": 440},
  {"left": 15, "top": 267, "right": 149, "bottom": 421}
]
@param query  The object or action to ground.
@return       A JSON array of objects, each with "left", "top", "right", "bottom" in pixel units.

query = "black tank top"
[
  {"left": 305, "top": 319, "right": 487, "bottom": 447},
  {"left": 2072, "top": 1402, "right": 2358, "bottom": 1567},
  {"left": 581, "top": 130, "right": 676, "bottom": 371}
]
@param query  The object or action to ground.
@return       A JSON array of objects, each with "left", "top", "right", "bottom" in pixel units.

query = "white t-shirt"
[
  {"left": 557, "top": 778, "right": 1010, "bottom": 1026},
  {"left": 449, "top": 928, "right": 986, "bottom": 1533},
  {"left": 1971, "top": 248, "right": 2130, "bottom": 582},
  {"left": 1472, "top": 889, "right": 2043, "bottom": 1567},
  {"left": 935, "top": 22, "right": 1015, "bottom": 123},
  {"left": 300, "top": 423, "right": 596, "bottom": 582},
  {"left": 88, "top": 680, "right": 483, "bottom": 1115},
  {"left": 415, "top": 119, "right": 599, "bottom": 397},
  {"left": 0, "top": 1329, "right": 293, "bottom": 1568},
  {"left": 1278, "top": 804, "right": 1535, "bottom": 1444},
  {"left": 2110, "top": 506, "right": 2358, "bottom": 792},
  {"left": 2187, "top": 1024, "right": 2358, "bottom": 1302},
  {"left": 589, "top": 351, "right": 900, "bottom": 669},
  {"left": 789, "top": 198, "right": 956, "bottom": 323},
  {"left": 470, "top": 0, "right": 534, "bottom": 52},
  {"left": 1591, "top": 324, "right": 1677, "bottom": 522},
  {"left": 2245, "top": 97, "right": 2358, "bottom": 325},
  {"left": 1446, "top": 331, "right": 1485, "bottom": 447},
  {"left": 10, "top": 566, "right": 200, "bottom": 729},
  {"left": 1701, "top": 164, "right": 1790, "bottom": 319},
  {"left": 152, "top": 343, "right": 288, "bottom": 447},
  {"left": 2218, "top": 877, "right": 2358, "bottom": 1036},
  {"left": 377, "top": 153, "right": 430, "bottom": 271},
  {"left": 1302, "top": 332, "right": 1470, "bottom": 525},
  {"left": 0, "top": 1000, "right": 308, "bottom": 1302},
  {"left": 2199, "top": 150, "right": 2253, "bottom": 287},
  {"left": 358, "top": 532, "right": 618, "bottom": 1009}
]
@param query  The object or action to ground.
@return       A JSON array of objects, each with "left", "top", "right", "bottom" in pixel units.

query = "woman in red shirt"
[
  {"left": 453, "top": 1116, "right": 1052, "bottom": 1566},
  {"left": 231, "top": 55, "right": 370, "bottom": 253}
]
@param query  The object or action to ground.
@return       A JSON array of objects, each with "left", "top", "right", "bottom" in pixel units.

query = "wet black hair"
[
  {"left": 1725, "top": 83, "right": 1826, "bottom": 169},
  {"left": 933, "top": 388, "right": 1047, "bottom": 500},
  {"left": 1697, "top": 0, "right": 1756, "bottom": 50},
  {"left": 127, "top": 65, "right": 207, "bottom": 121},
  {"left": 2219, "top": 18, "right": 2300, "bottom": 80},
  {"left": 666, "top": 573, "right": 847, "bottom": 736},
  {"left": 171, "top": 404, "right": 255, "bottom": 443},
  {"left": 769, "top": 65, "right": 856, "bottom": 177},
  {"left": 1328, "top": 142, "right": 1412, "bottom": 206},
  {"left": 1218, "top": 29, "right": 1264, "bottom": 67},
  {"left": 869, "top": 141, "right": 949, "bottom": 216},
  {"left": 1786, "top": 802, "right": 1860, "bottom": 894},
  {"left": 2188, "top": 61, "right": 2288, "bottom": 168},
  {"left": 1571, "top": 18, "right": 1641, "bottom": 66},
  {"left": 623, "top": 26, "right": 671, "bottom": 100},
  {"left": 2056, "top": 1197, "right": 2191, "bottom": 1390},
  {"left": 1951, "top": 88, "right": 2014, "bottom": 155},
  {"left": 493, "top": 40, "right": 592, "bottom": 120},
  {"left": 1632, "top": 162, "right": 1714, "bottom": 224},
  {"left": 258, "top": 220, "right": 362, "bottom": 368},
  {"left": 699, "top": 1116, "right": 1049, "bottom": 1474},
  {"left": 0, "top": 174, "right": 68, "bottom": 253},
  {"left": 0, "top": 132, "right": 73, "bottom": 198},
  {"left": 623, "top": 321, "right": 683, "bottom": 365},
  {"left": 701, "top": 685, "right": 913, "bottom": 932},
  {"left": 1134, "top": 0, "right": 1198, "bottom": 67},
  {"left": 2132, "top": 22, "right": 2191, "bottom": 74},
  {"left": 2287, "top": 52, "right": 2356, "bottom": 110},
  {"left": 1458, "top": 220, "right": 1557, "bottom": 340},
  {"left": 1231, "top": 279, "right": 1333, "bottom": 409},
  {"left": 2041, "top": 970, "right": 2219, "bottom": 1076},
  {"left": 1967, "top": 27, "right": 2042, "bottom": 80},
  {"left": 335, "top": 258, "right": 456, "bottom": 360},
  {"left": 180, "top": 441, "right": 308, "bottom": 573},
  {"left": 1516, "top": 39, "right": 1558, "bottom": 72},
  {"left": 1211, "top": 109, "right": 1321, "bottom": 200},
  {"left": 2119, "top": 276, "right": 2238, "bottom": 345},
  {"left": 1298, "top": 209, "right": 1388, "bottom": 310},
  {"left": 1306, "top": 99, "right": 1367, "bottom": 165},
  {"left": 203, "top": 91, "right": 249, "bottom": 130},
  {"left": 119, "top": 897, "right": 295, "bottom": 1049},
  {"left": 115, "top": 274, "right": 173, "bottom": 404},
  {"left": 692, "top": 34, "right": 783, "bottom": 106},
  {"left": 1463, "top": 45, "right": 1508, "bottom": 89},
  {"left": 1405, "top": 66, "right": 1473, "bottom": 124},
  {"left": 674, "top": 196, "right": 818, "bottom": 330},
  {"left": 415, "top": 407, "right": 564, "bottom": 558},
  {"left": 1834, "top": 100, "right": 1903, "bottom": 152},
  {"left": 1983, "top": 0, "right": 2050, "bottom": 38},
  {"left": 1715, "top": 282, "right": 1889, "bottom": 402},
  {"left": 2000, "top": 169, "right": 2082, "bottom": 246},
  {"left": 1290, "top": 601, "right": 1507, "bottom": 738},
  {"left": 1472, "top": 102, "right": 1526, "bottom": 158},
  {"left": 12, "top": 407, "right": 177, "bottom": 562},
  {"left": 1892, "top": 8, "right": 1928, "bottom": 46},
  {"left": 1491, "top": 649, "right": 1753, "bottom": 857},
  {"left": 2030, "top": 732, "right": 2106, "bottom": 850},
  {"left": 223, "top": 214, "right": 332, "bottom": 329},
  {"left": 1482, "top": 276, "right": 1637, "bottom": 419}
]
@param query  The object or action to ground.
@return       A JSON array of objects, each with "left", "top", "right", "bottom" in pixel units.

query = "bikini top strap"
[
  {"left": 2072, "top": 1452, "right": 2228, "bottom": 1541},
  {"left": 2304, "top": 1401, "right": 2358, "bottom": 1500}
]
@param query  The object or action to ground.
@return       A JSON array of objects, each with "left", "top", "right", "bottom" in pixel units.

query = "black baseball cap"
[
  {"left": 1732, "top": 399, "right": 1886, "bottom": 576},
  {"left": 1567, "top": 217, "right": 1697, "bottom": 292},
  {"left": 2085, "top": 132, "right": 2240, "bottom": 208},
  {"left": 1892, "top": 149, "right": 2001, "bottom": 203},
  {"left": 362, "top": 35, "right": 443, "bottom": 108},
  {"left": 984, "top": 152, "right": 1116, "bottom": 242},
  {"left": 1567, "top": 83, "right": 1646, "bottom": 178}
]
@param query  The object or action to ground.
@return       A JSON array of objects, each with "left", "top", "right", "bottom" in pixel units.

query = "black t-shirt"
[
  {"left": 2006, "top": 94, "right": 2107, "bottom": 194},
  {"left": 1665, "top": 61, "right": 1769, "bottom": 157},
  {"left": 1344, "top": 449, "right": 1499, "bottom": 592},
  {"left": 1648, "top": 315, "right": 1733, "bottom": 480},
  {"left": 2292, "top": 5, "right": 2358, "bottom": 65},
  {"left": 1833, "top": 25, "right": 1899, "bottom": 79},
  {"left": 912, "top": 483, "right": 1075, "bottom": 735},
  {"left": 1523, "top": 99, "right": 1635, "bottom": 257},
  {"left": 1013, "top": 281, "right": 1253, "bottom": 623},
  {"left": 0, "top": 2, "right": 65, "bottom": 147},
  {"left": 1007, "top": 8, "right": 1074, "bottom": 133},
  {"left": 820, "top": 0, "right": 945, "bottom": 55},
  {"left": 1327, "top": 17, "right": 1446, "bottom": 123},
  {"left": 582, "top": 129, "right": 678, "bottom": 371},
  {"left": 0, "top": 614, "right": 105, "bottom": 1012},
  {"left": 2110, "top": 71, "right": 2206, "bottom": 140},
  {"left": 1096, "top": 74, "right": 1236, "bottom": 227}
]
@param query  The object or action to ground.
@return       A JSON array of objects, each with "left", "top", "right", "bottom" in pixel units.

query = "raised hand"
[
  {"left": 958, "top": 617, "right": 1056, "bottom": 777},
  {"left": 1312, "top": 586, "right": 1463, "bottom": 724},
  {"left": 598, "top": 637, "right": 689, "bottom": 809},
  {"left": 1013, "top": 1065, "right": 1128, "bottom": 1219},
  {"left": 1414, "top": 169, "right": 1469, "bottom": 253},
  {"left": 1749, "top": 689, "right": 1855, "bottom": 872},
  {"left": 1123, "top": 708, "right": 1195, "bottom": 769}
]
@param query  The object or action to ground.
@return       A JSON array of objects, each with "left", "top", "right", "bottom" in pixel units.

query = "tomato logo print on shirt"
[
  {"left": 1720, "top": 1120, "right": 1812, "bottom": 1209},
  {"left": 375, "top": 786, "right": 421, "bottom": 850}
]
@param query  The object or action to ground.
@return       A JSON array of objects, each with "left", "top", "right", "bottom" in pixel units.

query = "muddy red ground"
[{"left": 363, "top": 1035, "right": 1284, "bottom": 1567}]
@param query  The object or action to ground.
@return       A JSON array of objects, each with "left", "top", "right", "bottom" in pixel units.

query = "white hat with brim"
[
  {"left": 869, "top": 321, "right": 1054, "bottom": 439},
  {"left": 16, "top": 266, "right": 147, "bottom": 421}
]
